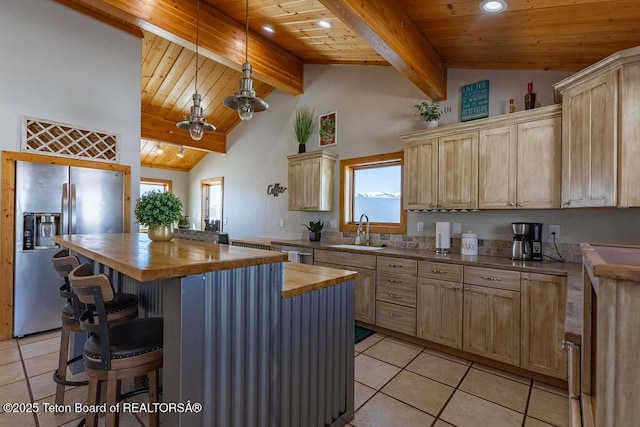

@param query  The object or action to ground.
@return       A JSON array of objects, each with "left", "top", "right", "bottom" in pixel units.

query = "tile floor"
[{"left": 0, "top": 329, "right": 570, "bottom": 427}]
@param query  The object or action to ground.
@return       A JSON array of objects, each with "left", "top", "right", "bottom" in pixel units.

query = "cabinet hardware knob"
[
  {"left": 431, "top": 269, "right": 444, "bottom": 274},
  {"left": 388, "top": 312, "right": 401, "bottom": 317},
  {"left": 389, "top": 264, "right": 402, "bottom": 268},
  {"left": 388, "top": 279, "right": 401, "bottom": 283},
  {"left": 387, "top": 293, "right": 401, "bottom": 299},
  {"left": 509, "top": 202, "right": 515, "bottom": 206},
  {"left": 480, "top": 275, "right": 501, "bottom": 281},
  {"left": 517, "top": 203, "right": 523, "bottom": 207}
]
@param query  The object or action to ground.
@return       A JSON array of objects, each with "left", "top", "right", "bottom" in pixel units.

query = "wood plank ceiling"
[{"left": 58, "top": 0, "right": 640, "bottom": 171}]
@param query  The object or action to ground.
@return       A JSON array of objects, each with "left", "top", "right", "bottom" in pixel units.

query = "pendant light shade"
[
  {"left": 177, "top": 0, "right": 216, "bottom": 139},
  {"left": 223, "top": 0, "right": 268, "bottom": 120}
]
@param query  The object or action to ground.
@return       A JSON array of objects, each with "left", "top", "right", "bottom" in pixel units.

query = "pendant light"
[
  {"left": 177, "top": 0, "right": 216, "bottom": 140},
  {"left": 223, "top": 0, "right": 269, "bottom": 120}
]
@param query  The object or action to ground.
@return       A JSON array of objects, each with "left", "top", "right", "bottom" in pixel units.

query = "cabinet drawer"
[
  {"left": 464, "top": 266, "right": 520, "bottom": 291},
  {"left": 376, "top": 272, "right": 416, "bottom": 292},
  {"left": 377, "top": 256, "right": 417, "bottom": 276},
  {"left": 376, "top": 284, "right": 416, "bottom": 308},
  {"left": 418, "top": 261, "right": 463, "bottom": 282},
  {"left": 314, "top": 249, "right": 376, "bottom": 269},
  {"left": 376, "top": 301, "right": 416, "bottom": 335}
]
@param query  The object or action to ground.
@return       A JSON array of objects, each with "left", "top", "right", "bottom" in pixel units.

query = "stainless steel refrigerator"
[{"left": 14, "top": 161, "right": 124, "bottom": 337}]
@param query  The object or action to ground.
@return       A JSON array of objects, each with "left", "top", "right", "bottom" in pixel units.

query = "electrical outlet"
[
  {"left": 223, "top": 218, "right": 227, "bottom": 225},
  {"left": 452, "top": 223, "right": 462, "bottom": 235},
  {"left": 279, "top": 218, "right": 285, "bottom": 227},
  {"left": 548, "top": 224, "right": 560, "bottom": 241},
  {"left": 329, "top": 219, "right": 337, "bottom": 229},
  {"left": 417, "top": 222, "right": 424, "bottom": 232}
]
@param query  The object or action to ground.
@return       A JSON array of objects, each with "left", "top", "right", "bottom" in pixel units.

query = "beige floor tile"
[
  {"left": 433, "top": 420, "right": 455, "bottom": 427},
  {"left": 57, "top": 416, "right": 90, "bottom": 426},
  {"left": 0, "top": 347, "right": 22, "bottom": 367},
  {"left": 352, "top": 393, "right": 435, "bottom": 427},
  {"left": 27, "top": 369, "right": 86, "bottom": 402},
  {"left": 527, "top": 388, "right": 569, "bottom": 427},
  {"left": 459, "top": 368, "right": 530, "bottom": 412},
  {"left": 441, "top": 390, "right": 524, "bottom": 427},
  {"left": 0, "top": 339, "right": 18, "bottom": 351},
  {"left": 354, "top": 333, "right": 385, "bottom": 353},
  {"left": 24, "top": 352, "right": 58, "bottom": 378},
  {"left": 533, "top": 381, "right": 569, "bottom": 397},
  {"left": 354, "top": 354, "right": 401, "bottom": 390},
  {"left": 423, "top": 347, "right": 472, "bottom": 366},
  {"left": 19, "top": 337, "right": 61, "bottom": 360},
  {"left": 363, "top": 339, "right": 421, "bottom": 368},
  {"left": 406, "top": 352, "right": 469, "bottom": 387},
  {"left": 383, "top": 336, "right": 425, "bottom": 351},
  {"left": 354, "top": 381, "right": 376, "bottom": 410},
  {"left": 35, "top": 385, "right": 88, "bottom": 427},
  {"left": 0, "top": 410, "right": 37, "bottom": 426},
  {"left": 0, "top": 380, "right": 31, "bottom": 412},
  {"left": 0, "top": 361, "right": 26, "bottom": 387},
  {"left": 525, "top": 416, "right": 556, "bottom": 426},
  {"left": 382, "top": 370, "right": 453, "bottom": 416},
  {"left": 472, "top": 362, "right": 531, "bottom": 385},
  {"left": 17, "top": 330, "right": 61, "bottom": 346}
]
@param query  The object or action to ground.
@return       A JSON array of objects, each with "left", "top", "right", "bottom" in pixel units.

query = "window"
[
  {"left": 340, "top": 152, "right": 406, "bottom": 234},
  {"left": 201, "top": 177, "right": 224, "bottom": 231},
  {"left": 140, "top": 178, "right": 171, "bottom": 194}
]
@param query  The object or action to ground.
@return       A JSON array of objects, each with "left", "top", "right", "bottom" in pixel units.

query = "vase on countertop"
[
  {"left": 148, "top": 224, "right": 175, "bottom": 242},
  {"left": 308, "top": 231, "right": 321, "bottom": 241}
]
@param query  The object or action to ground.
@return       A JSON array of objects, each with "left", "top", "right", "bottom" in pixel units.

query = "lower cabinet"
[
  {"left": 375, "top": 301, "right": 416, "bottom": 336},
  {"left": 521, "top": 272, "right": 568, "bottom": 379},
  {"left": 375, "top": 256, "right": 417, "bottom": 335}
]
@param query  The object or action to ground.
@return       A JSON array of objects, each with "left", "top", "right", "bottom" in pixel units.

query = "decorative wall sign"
[
  {"left": 319, "top": 111, "right": 337, "bottom": 147},
  {"left": 267, "top": 183, "right": 286, "bottom": 197},
  {"left": 461, "top": 80, "right": 490, "bottom": 121}
]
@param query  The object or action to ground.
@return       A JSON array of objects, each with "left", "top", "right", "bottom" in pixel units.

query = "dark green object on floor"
[{"left": 355, "top": 326, "right": 375, "bottom": 344}]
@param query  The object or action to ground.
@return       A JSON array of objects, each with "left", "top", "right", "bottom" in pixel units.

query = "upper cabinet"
[
  {"left": 402, "top": 105, "right": 561, "bottom": 211},
  {"left": 287, "top": 150, "right": 337, "bottom": 211},
  {"left": 554, "top": 46, "right": 640, "bottom": 207}
]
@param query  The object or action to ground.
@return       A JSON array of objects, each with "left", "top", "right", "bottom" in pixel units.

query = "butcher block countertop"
[
  {"left": 581, "top": 243, "right": 640, "bottom": 281},
  {"left": 283, "top": 263, "right": 357, "bottom": 298},
  {"left": 53, "top": 233, "right": 287, "bottom": 282}
]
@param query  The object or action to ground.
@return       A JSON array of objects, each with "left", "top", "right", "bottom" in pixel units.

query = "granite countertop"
[{"left": 262, "top": 238, "right": 584, "bottom": 344}]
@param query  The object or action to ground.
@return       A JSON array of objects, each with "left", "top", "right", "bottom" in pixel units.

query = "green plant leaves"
[{"left": 134, "top": 190, "right": 184, "bottom": 227}]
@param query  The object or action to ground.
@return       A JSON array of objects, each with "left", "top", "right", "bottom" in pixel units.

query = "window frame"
[
  {"left": 201, "top": 177, "right": 224, "bottom": 231},
  {"left": 140, "top": 178, "right": 172, "bottom": 193},
  {"left": 339, "top": 152, "right": 406, "bottom": 234}
]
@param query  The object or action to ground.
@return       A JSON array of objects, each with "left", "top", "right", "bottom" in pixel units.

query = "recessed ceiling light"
[
  {"left": 317, "top": 19, "right": 333, "bottom": 29},
  {"left": 480, "top": 0, "right": 508, "bottom": 13},
  {"left": 262, "top": 24, "right": 275, "bottom": 34}
]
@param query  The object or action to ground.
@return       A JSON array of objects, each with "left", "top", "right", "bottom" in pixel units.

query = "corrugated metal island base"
[{"left": 52, "top": 233, "right": 357, "bottom": 427}]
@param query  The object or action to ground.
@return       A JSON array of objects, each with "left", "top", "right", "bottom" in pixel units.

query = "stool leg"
[
  {"left": 85, "top": 377, "right": 100, "bottom": 427},
  {"left": 148, "top": 370, "right": 160, "bottom": 427},
  {"left": 55, "top": 327, "right": 71, "bottom": 405},
  {"left": 105, "top": 371, "right": 120, "bottom": 427}
]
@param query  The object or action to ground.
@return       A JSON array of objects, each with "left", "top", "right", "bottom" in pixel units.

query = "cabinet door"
[
  {"left": 517, "top": 117, "right": 561, "bottom": 208},
  {"left": 417, "top": 278, "right": 463, "bottom": 349},
  {"left": 521, "top": 273, "right": 568, "bottom": 379},
  {"left": 404, "top": 139, "right": 438, "bottom": 210},
  {"left": 463, "top": 284, "right": 520, "bottom": 366},
  {"left": 561, "top": 71, "right": 617, "bottom": 207},
  {"left": 288, "top": 160, "right": 305, "bottom": 210},
  {"left": 438, "top": 132, "right": 478, "bottom": 209},
  {"left": 479, "top": 125, "right": 517, "bottom": 209},
  {"left": 288, "top": 159, "right": 321, "bottom": 210}
]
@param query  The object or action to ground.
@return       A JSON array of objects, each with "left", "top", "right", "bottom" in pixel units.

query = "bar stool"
[
  {"left": 51, "top": 250, "right": 138, "bottom": 406},
  {"left": 69, "top": 263, "right": 163, "bottom": 427}
]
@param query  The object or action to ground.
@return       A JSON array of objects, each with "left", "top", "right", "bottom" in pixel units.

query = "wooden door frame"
[{"left": 0, "top": 151, "right": 131, "bottom": 339}]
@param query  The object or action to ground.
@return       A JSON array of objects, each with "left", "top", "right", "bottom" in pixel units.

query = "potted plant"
[
  {"left": 304, "top": 220, "right": 324, "bottom": 241},
  {"left": 134, "top": 190, "right": 184, "bottom": 241},
  {"left": 415, "top": 98, "right": 445, "bottom": 128},
  {"left": 293, "top": 105, "right": 317, "bottom": 153}
]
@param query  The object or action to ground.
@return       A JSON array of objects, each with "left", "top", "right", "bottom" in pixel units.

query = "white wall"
[
  {"left": 0, "top": 0, "right": 141, "bottom": 230},
  {"left": 188, "top": 63, "right": 640, "bottom": 245},
  {"left": 140, "top": 167, "right": 190, "bottom": 214}
]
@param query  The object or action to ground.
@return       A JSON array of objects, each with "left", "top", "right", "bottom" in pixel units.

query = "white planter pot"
[{"left": 426, "top": 120, "right": 439, "bottom": 129}]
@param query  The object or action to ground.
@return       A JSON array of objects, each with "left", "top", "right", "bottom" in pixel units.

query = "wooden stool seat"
[{"left": 70, "top": 263, "right": 163, "bottom": 427}]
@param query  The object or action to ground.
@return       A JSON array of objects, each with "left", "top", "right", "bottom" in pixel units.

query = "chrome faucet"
[{"left": 355, "top": 213, "right": 370, "bottom": 246}]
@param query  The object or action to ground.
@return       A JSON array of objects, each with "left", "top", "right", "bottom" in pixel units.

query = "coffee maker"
[{"left": 511, "top": 222, "right": 543, "bottom": 261}]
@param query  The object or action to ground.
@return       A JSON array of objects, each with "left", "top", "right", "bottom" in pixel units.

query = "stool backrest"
[{"left": 68, "top": 263, "right": 115, "bottom": 303}]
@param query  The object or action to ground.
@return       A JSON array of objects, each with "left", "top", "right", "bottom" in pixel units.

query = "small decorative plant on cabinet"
[
  {"left": 134, "top": 190, "right": 183, "bottom": 241},
  {"left": 293, "top": 105, "right": 317, "bottom": 153},
  {"left": 304, "top": 220, "right": 324, "bottom": 241},
  {"left": 415, "top": 98, "right": 445, "bottom": 128}
]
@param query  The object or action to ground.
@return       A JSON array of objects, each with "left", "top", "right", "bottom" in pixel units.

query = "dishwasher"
[{"left": 281, "top": 245, "right": 314, "bottom": 264}]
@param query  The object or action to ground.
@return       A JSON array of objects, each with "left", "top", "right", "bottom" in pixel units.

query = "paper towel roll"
[{"left": 435, "top": 222, "right": 451, "bottom": 250}]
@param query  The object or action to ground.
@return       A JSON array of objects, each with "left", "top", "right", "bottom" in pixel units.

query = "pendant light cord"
[
  {"left": 195, "top": 0, "right": 200, "bottom": 93},
  {"left": 245, "top": 0, "right": 249, "bottom": 63}
]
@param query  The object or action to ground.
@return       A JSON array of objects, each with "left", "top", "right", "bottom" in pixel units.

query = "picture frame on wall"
[{"left": 319, "top": 111, "right": 337, "bottom": 147}]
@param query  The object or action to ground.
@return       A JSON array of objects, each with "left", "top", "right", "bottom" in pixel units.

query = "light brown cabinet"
[
  {"left": 463, "top": 267, "right": 521, "bottom": 366},
  {"left": 314, "top": 249, "right": 376, "bottom": 323},
  {"left": 521, "top": 272, "right": 568, "bottom": 379},
  {"left": 375, "top": 256, "right": 417, "bottom": 335},
  {"left": 478, "top": 112, "right": 561, "bottom": 209},
  {"left": 404, "top": 138, "right": 438, "bottom": 210},
  {"left": 287, "top": 150, "right": 337, "bottom": 211},
  {"left": 554, "top": 46, "right": 640, "bottom": 208}
]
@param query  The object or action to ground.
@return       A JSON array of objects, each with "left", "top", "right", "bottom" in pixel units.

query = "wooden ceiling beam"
[
  {"left": 58, "top": 0, "right": 304, "bottom": 95},
  {"left": 318, "top": 0, "right": 447, "bottom": 100},
  {"left": 141, "top": 112, "right": 226, "bottom": 154}
]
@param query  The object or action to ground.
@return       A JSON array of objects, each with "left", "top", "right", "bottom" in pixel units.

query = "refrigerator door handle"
[
  {"left": 70, "top": 183, "right": 77, "bottom": 234},
  {"left": 61, "top": 183, "right": 69, "bottom": 234}
]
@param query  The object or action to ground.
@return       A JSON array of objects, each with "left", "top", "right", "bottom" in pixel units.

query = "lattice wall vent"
[{"left": 22, "top": 116, "right": 118, "bottom": 162}]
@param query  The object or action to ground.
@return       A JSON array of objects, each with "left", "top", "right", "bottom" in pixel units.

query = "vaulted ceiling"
[{"left": 57, "top": 0, "right": 640, "bottom": 171}]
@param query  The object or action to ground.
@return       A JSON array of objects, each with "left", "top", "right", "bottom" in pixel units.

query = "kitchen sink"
[{"left": 329, "top": 244, "right": 385, "bottom": 251}]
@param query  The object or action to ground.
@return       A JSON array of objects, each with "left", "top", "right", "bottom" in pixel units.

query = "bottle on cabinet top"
[{"left": 524, "top": 82, "right": 536, "bottom": 110}]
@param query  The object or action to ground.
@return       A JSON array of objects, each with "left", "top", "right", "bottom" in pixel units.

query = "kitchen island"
[{"left": 52, "top": 233, "right": 357, "bottom": 427}]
